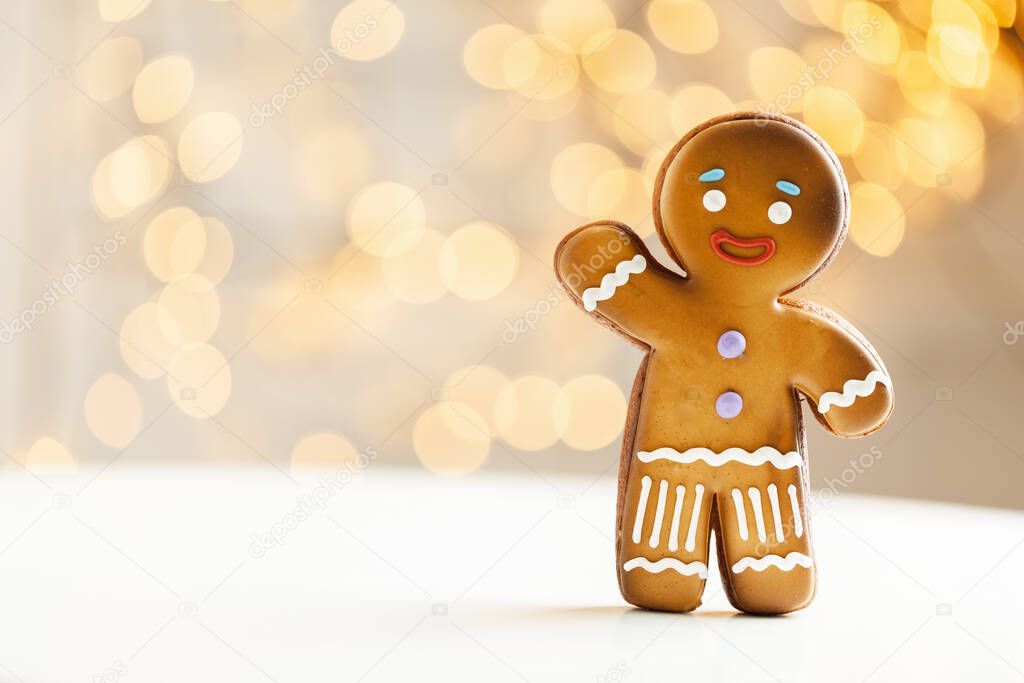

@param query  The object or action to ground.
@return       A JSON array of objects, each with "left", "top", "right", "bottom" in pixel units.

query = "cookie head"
[{"left": 657, "top": 115, "right": 848, "bottom": 296}]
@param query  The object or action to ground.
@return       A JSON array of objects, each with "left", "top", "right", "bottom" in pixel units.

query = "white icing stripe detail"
[
  {"left": 637, "top": 447, "right": 801, "bottom": 470},
  {"left": 788, "top": 484, "right": 804, "bottom": 539},
  {"left": 684, "top": 484, "right": 704, "bottom": 552},
  {"left": 817, "top": 369, "right": 891, "bottom": 413},
  {"left": 581, "top": 255, "right": 646, "bottom": 312},
  {"left": 649, "top": 480, "right": 668, "bottom": 548},
  {"left": 632, "top": 476, "right": 652, "bottom": 544},
  {"left": 731, "top": 488, "right": 748, "bottom": 541},
  {"left": 623, "top": 557, "right": 708, "bottom": 579},
  {"left": 748, "top": 488, "right": 767, "bottom": 543},
  {"left": 767, "top": 483, "right": 785, "bottom": 543},
  {"left": 731, "top": 552, "right": 813, "bottom": 574},
  {"left": 668, "top": 485, "right": 684, "bottom": 552}
]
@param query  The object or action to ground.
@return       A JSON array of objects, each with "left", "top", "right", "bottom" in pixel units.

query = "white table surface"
[{"left": 1, "top": 464, "right": 1022, "bottom": 683}]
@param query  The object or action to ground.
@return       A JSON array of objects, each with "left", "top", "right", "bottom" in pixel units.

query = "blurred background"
[{"left": 1, "top": 0, "right": 1022, "bottom": 508}]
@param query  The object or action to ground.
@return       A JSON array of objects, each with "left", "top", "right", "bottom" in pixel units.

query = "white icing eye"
[
  {"left": 702, "top": 189, "right": 726, "bottom": 212},
  {"left": 768, "top": 200, "right": 792, "bottom": 224}
]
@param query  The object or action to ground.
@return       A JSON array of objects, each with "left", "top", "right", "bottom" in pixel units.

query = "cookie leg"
[
  {"left": 716, "top": 475, "right": 815, "bottom": 615},
  {"left": 618, "top": 473, "right": 713, "bottom": 612}
]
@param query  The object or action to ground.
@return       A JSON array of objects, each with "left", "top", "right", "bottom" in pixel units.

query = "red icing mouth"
[{"left": 709, "top": 228, "right": 777, "bottom": 266}]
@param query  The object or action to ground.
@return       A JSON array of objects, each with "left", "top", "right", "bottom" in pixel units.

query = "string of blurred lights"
[{"left": 17, "top": 0, "right": 1023, "bottom": 478}]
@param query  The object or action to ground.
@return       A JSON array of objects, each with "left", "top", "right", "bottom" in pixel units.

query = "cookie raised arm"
[
  {"left": 555, "top": 222, "right": 686, "bottom": 344},
  {"left": 784, "top": 301, "right": 894, "bottom": 437}
]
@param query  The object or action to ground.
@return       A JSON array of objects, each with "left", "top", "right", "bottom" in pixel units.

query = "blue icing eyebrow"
[
  {"left": 699, "top": 168, "right": 725, "bottom": 182},
  {"left": 776, "top": 180, "right": 801, "bottom": 196}
]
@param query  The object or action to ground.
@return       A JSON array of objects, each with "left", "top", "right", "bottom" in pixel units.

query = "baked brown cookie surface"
[{"left": 554, "top": 112, "right": 894, "bottom": 614}]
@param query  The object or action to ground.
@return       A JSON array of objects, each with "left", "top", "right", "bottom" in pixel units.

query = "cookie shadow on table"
[{"left": 505, "top": 605, "right": 771, "bottom": 622}]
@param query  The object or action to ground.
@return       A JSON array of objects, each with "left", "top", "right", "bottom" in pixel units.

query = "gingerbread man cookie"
[{"left": 554, "top": 112, "right": 894, "bottom": 615}]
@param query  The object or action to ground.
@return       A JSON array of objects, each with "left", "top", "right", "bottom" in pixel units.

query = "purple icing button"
[
  {"left": 718, "top": 330, "right": 746, "bottom": 359},
  {"left": 716, "top": 391, "right": 743, "bottom": 419}
]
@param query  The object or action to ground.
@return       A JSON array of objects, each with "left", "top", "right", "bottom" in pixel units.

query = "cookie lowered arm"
[
  {"left": 785, "top": 302, "right": 894, "bottom": 437},
  {"left": 554, "top": 222, "right": 687, "bottom": 345}
]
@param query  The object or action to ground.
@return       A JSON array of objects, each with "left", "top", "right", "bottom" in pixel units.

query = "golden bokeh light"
[
  {"left": 897, "top": 0, "right": 932, "bottom": 30},
  {"left": 581, "top": 29, "right": 657, "bottom": 95},
  {"left": 853, "top": 122, "right": 909, "bottom": 190},
  {"left": 493, "top": 375, "right": 562, "bottom": 451},
  {"left": 167, "top": 343, "right": 232, "bottom": 419},
  {"left": 896, "top": 117, "right": 950, "bottom": 186},
  {"left": 144, "top": 206, "right": 207, "bottom": 282},
  {"left": 538, "top": 0, "right": 617, "bottom": 54},
  {"left": 23, "top": 437, "right": 77, "bottom": 472},
  {"left": 587, "top": 168, "right": 651, "bottom": 230},
  {"left": 98, "top": 0, "right": 150, "bottom": 22},
  {"left": 158, "top": 275, "right": 221, "bottom": 346},
  {"left": 92, "top": 136, "right": 172, "bottom": 219},
  {"left": 807, "top": 0, "right": 847, "bottom": 29},
  {"left": 81, "top": 37, "right": 142, "bottom": 102},
  {"left": 439, "top": 222, "right": 519, "bottom": 301},
  {"left": 503, "top": 35, "right": 578, "bottom": 100},
  {"left": 933, "top": 101, "right": 986, "bottom": 196},
  {"left": 195, "top": 217, "right": 234, "bottom": 285},
  {"left": 849, "top": 182, "right": 905, "bottom": 256},
  {"left": 553, "top": 374, "right": 626, "bottom": 450},
  {"left": 133, "top": 54, "right": 194, "bottom": 123},
  {"left": 328, "top": 245, "right": 395, "bottom": 313},
  {"left": 550, "top": 142, "right": 622, "bottom": 215},
  {"left": 926, "top": 2, "right": 992, "bottom": 89},
  {"left": 670, "top": 83, "right": 734, "bottom": 137},
  {"left": 842, "top": 2, "right": 901, "bottom": 64},
  {"left": 802, "top": 86, "right": 865, "bottom": 154},
  {"left": 291, "top": 432, "right": 358, "bottom": 470},
  {"left": 613, "top": 87, "right": 674, "bottom": 155},
  {"left": 382, "top": 228, "right": 447, "bottom": 304},
  {"left": 748, "top": 47, "right": 810, "bottom": 113},
  {"left": 413, "top": 402, "right": 490, "bottom": 475},
  {"left": 84, "top": 373, "right": 142, "bottom": 449},
  {"left": 120, "top": 302, "right": 181, "bottom": 380},
  {"left": 463, "top": 24, "right": 525, "bottom": 90},
  {"left": 984, "top": 0, "right": 1017, "bottom": 26},
  {"left": 519, "top": 85, "right": 582, "bottom": 121},
  {"left": 932, "top": 0, "right": 999, "bottom": 53},
  {"left": 897, "top": 50, "right": 951, "bottom": 114},
  {"left": 443, "top": 364, "right": 509, "bottom": 433},
  {"left": 646, "top": 0, "right": 719, "bottom": 55},
  {"left": 258, "top": 281, "right": 344, "bottom": 354},
  {"left": 982, "top": 47, "right": 1024, "bottom": 122},
  {"left": 178, "top": 112, "right": 244, "bottom": 183},
  {"left": 294, "top": 126, "right": 370, "bottom": 203},
  {"left": 347, "top": 181, "right": 425, "bottom": 257},
  {"left": 779, "top": 0, "right": 825, "bottom": 25},
  {"left": 330, "top": 0, "right": 405, "bottom": 61}
]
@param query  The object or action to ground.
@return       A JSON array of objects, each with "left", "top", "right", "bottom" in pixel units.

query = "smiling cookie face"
[{"left": 656, "top": 114, "right": 848, "bottom": 298}]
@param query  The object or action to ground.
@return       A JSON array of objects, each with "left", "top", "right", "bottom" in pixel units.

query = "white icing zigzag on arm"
[
  {"left": 731, "top": 552, "right": 813, "bottom": 574},
  {"left": 636, "top": 446, "right": 802, "bottom": 470},
  {"left": 581, "top": 255, "right": 647, "bottom": 312},
  {"left": 817, "top": 370, "right": 892, "bottom": 413},
  {"left": 623, "top": 557, "right": 708, "bottom": 579}
]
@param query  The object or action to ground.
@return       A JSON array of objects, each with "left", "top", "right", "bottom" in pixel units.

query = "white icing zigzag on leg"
[
  {"left": 731, "top": 552, "right": 813, "bottom": 574},
  {"left": 637, "top": 447, "right": 802, "bottom": 470},
  {"left": 623, "top": 557, "right": 708, "bottom": 579},
  {"left": 581, "top": 255, "right": 646, "bottom": 312},
  {"left": 817, "top": 370, "right": 891, "bottom": 413}
]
